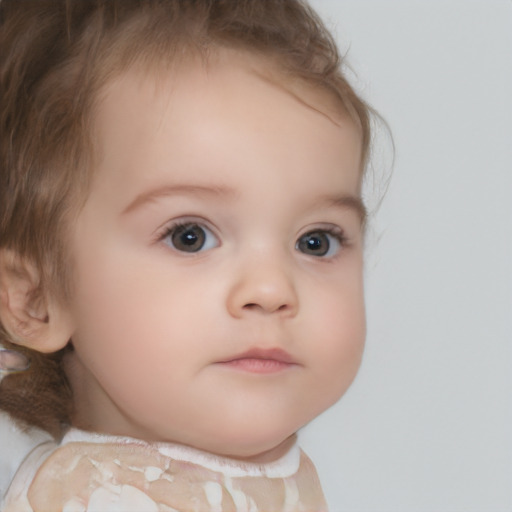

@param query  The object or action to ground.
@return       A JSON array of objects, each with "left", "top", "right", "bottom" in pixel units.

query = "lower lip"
[{"left": 218, "top": 358, "right": 295, "bottom": 374}]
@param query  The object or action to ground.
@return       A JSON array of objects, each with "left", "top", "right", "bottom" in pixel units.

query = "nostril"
[{"left": 242, "top": 302, "right": 290, "bottom": 313}]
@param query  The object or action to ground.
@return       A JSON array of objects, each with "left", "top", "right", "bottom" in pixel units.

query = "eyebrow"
[
  {"left": 122, "top": 183, "right": 235, "bottom": 215},
  {"left": 122, "top": 183, "right": 367, "bottom": 223},
  {"left": 319, "top": 194, "right": 367, "bottom": 223}
]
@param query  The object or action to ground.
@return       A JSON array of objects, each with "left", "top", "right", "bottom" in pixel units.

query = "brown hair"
[{"left": 0, "top": 0, "right": 372, "bottom": 437}]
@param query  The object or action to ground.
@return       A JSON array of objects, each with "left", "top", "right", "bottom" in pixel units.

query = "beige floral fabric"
[{"left": 3, "top": 431, "right": 327, "bottom": 511}]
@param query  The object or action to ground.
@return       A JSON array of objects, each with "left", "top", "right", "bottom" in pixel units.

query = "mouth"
[{"left": 216, "top": 348, "right": 298, "bottom": 374}]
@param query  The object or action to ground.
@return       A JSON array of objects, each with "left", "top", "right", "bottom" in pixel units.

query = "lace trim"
[{"left": 61, "top": 429, "right": 300, "bottom": 478}]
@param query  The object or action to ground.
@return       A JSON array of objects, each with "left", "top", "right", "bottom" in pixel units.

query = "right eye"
[{"left": 161, "top": 222, "right": 219, "bottom": 253}]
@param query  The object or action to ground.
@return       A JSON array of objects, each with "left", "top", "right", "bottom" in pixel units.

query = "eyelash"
[
  {"left": 295, "top": 226, "right": 349, "bottom": 259},
  {"left": 156, "top": 220, "right": 349, "bottom": 258},
  {"left": 157, "top": 220, "right": 219, "bottom": 254}
]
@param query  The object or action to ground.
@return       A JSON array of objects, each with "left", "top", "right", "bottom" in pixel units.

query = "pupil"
[
  {"left": 299, "top": 231, "right": 329, "bottom": 256},
  {"left": 172, "top": 224, "right": 205, "bottom": 252},
  {"left": 307, "top": 237, "right": 322, "bottom": 250},
  {"left": 182, "top": 231, "right": 198, "bottom": 245}
]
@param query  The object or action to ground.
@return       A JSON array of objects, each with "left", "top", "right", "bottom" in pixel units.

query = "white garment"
[
  {"left": 2, "top": 429, "right": 328, "bottom": 511},
  {"left": 0, "top": 412, "right": 51, "bottom": 502}
]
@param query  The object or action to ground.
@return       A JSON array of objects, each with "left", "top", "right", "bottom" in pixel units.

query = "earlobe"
[{"left": 0, "top": 250, "right": 73, "bottom": 353}]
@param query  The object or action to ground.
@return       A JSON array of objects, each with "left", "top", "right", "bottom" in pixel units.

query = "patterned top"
[{"left": 2, "top": 429, "right": 327, "bottom": 511}]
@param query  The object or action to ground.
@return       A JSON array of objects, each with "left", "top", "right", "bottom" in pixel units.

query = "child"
[{"left": 0, "top": 0, "right": 371, "bottom": 510}]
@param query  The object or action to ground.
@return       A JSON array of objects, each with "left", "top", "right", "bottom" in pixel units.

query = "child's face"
[{"left": 66, "top": 53, "right": 365, "bottom": 461}]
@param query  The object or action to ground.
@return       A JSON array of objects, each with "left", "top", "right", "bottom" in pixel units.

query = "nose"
[{"left": 226, "top": 256, "right": 299, "bottom": 319}]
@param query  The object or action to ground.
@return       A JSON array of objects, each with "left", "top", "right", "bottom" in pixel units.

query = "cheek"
[
  {"left": 305, "top": 280, "right": 366, "bottom": 390},
  {"left": 320, "top": 306, "right": 365, "bottom": 372},
  {"left": 69, "top": 249, "right": 219, "bottom": 372},
  {"left": 311, "top": 269, "right": 365, "bottom": 339}
]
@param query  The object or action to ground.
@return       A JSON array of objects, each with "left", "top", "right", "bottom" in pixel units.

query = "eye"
[
  {"left": 162, "top": 222, "right": 219, "bottom": 253},
  {"left": 296, "top": 229, "right": 344, "bottom": 258}
]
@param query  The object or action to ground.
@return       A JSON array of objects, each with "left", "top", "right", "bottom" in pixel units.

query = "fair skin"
[{"left": 62, "top": 51, "right": 366, "bottom": 463}]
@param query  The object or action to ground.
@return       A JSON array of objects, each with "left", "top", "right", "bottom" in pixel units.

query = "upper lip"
[{"left": 219, "top": 347, "right": 296, "bottom": 365}]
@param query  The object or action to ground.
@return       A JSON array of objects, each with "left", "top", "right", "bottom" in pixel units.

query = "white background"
[{"left": 301, "top": 1, "right": 512, "bottom": 511}]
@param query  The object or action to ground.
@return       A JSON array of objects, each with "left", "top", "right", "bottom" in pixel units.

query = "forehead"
[
  {"left": 95, "top": 49, "right": 359, "bottom": 140},
  {"left": 90, "top": 50, "right": 362, "bottom": 199}
]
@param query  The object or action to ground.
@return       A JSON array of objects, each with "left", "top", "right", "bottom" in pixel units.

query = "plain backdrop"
[{"left": 300, "top": 1, "right": 512, "bottom": 511}]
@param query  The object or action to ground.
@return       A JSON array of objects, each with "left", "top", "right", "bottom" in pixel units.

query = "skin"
[{"left": 64, "top": 51, "right": 366, "bottom": 463}]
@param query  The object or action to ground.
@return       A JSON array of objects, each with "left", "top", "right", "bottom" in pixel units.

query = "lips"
[{"left": 216, "top": 348, "right": 297, "bottom": 374}]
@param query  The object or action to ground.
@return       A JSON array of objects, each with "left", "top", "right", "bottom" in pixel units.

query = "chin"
[{"left": 198, "top": 424, "right": 299, "bottom": 462}]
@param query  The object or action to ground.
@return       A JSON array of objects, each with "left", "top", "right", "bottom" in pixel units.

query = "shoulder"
[
  {"left": 0, "top": 412, "right": 53, "bottom": 505},
  {"left": 1, "top": 432, "right": 56, "bottom": 511}
]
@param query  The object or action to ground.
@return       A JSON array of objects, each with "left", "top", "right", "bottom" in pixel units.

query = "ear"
[{"left": 0, "top": 250, "right": 74, "bottom": 353}]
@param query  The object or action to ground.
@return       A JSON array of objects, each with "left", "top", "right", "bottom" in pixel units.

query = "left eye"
[
  {"left": 296, "top": 229, "right": 342, "bottom": 258},
  {"left": 163, "top": 222, "right": 219, "bottom": 253}
]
